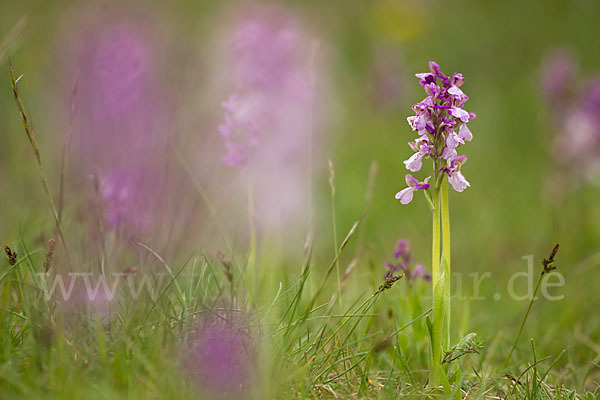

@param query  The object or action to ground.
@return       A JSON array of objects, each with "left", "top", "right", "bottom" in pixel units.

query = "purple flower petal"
[
  {"left": 442, "top": 147, "right": 457, "bottom": 160},
  {"left": 448, "top": 85, "right": 464, "bottom": 97},
  {"left": 450, "top": 107, "right": 470, "bottom": 122},
  {"left": 404, "top": 173, "right": 419, "bottom": 187},
  {"left": 429, "top": 61, "right": 440, "bottom": 75},
  {"left": 459, "top": 124, "right": 473, "bottom": 142},
  {"left": 395, "top": 187, "right": 415, "bottom": 204},
  {"left": 448, "top": 170, "right": 470, "bottom": 192},
  {"left": 404, "top": 152, "right": 424, "bottom": 172}
]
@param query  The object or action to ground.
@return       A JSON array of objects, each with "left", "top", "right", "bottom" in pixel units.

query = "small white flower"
[
  {"left": 448, "top": 170, "right": 470, "bottom": 192},
  {"left": 404, "top": 151, "right": 424, "bottom": 172},
  {"left": 448, "top": 85, "right": 464, "bottom": 96},
  {"left": 451, "top": 107, "right": 470, "bottom": 123},
  {"left": 458, "top": 124, "right": 473, "bottom": 142},
  {"left": 395, "top": 174, "right": 430, "bottom": 205}
]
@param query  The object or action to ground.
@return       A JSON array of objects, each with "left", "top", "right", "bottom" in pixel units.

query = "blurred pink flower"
[
  {"left": 218, "top": 94, "right": 260, "bottom": 167},
  {"left": 76, "top": 23, "right": 164, "bottom": 166},
  {"left": 214, "top": 4, "right": 328, "bottom": 230},
  {"left": 541, "top": 49, "right": 600, "bottom": 183},
  {"left": 384, "top": 238, "right": 431, "bottom": 283},
  {"left": 185, "top": 316, "right": 255, "bottom": 397},
  {"left": 554, "top": 79, "right": 600, "bottom": 181},
  {"left": 98, "top": 165, "right": 164, "bottom": 234},
  {"left": 368, "top": 46, "right": 407, "bottom": 111},
  {"left": 91, "top": 25, "right": 151, "bottom": 118},
  {"left": 231, "top": 11, "right": 311, "bottom": 99},
  {"left": 53, "top": 274, "right": 116, "bottom": 319},
  {"left": 72, "top": 21, "right": 169, "bottom": 234},
  {"left": 541, "top": 49, "right": 576, "bottom": 107}
]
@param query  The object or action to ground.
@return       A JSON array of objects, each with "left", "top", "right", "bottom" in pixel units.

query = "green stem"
[
  {"left": 431, "top": 188, "right": 441, "bottom": 289},
  {"left": 429, "top": 185, "right": 441, "bottom": 386},
  {"left": 441, "top": 178, "right": 451, "bottom": 349}
]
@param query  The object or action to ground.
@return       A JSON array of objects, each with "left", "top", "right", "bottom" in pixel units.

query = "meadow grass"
[
  {"left": 0, "top": 81, "right": 597, "bottom": 396},
  {"left": 1, "top": 198, "right": 598, "bottom": 399}
]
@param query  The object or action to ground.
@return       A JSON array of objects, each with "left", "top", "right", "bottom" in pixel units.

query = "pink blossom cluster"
[
  {"left": 215, "top": 5, "right": 322, "bottom": 229},
  {"left": 396, "top": 61, "right": 476, "bottom": 204}
]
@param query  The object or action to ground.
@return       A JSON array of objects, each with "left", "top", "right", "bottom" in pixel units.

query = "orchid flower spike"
[{"left": 397, "top": 61, "right": 475, "bottom": 203}]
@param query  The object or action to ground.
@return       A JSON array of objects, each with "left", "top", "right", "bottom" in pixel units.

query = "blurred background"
[{"left": 1, "top": 0, "right": 600, "bottom": 387}]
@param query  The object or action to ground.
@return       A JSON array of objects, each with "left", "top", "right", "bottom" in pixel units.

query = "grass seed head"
[
  {"left": 43, "top": 237, "right": 56, "bottom": 272},
  {"left": 4, "top": 244, "right": 17, "bottom": 266}
]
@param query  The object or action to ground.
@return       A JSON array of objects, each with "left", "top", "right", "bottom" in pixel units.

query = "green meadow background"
[{"left": 1, "top": 0, "right": 600, "bottom": 397}]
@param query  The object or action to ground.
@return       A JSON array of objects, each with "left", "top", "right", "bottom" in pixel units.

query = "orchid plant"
[{"left": 395, "top": 61, "right": 475, "bottom": 387}]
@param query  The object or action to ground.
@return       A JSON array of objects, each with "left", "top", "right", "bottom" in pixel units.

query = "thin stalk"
[
  {"left": 441, "top": 177, "right": 451, "bottom": 349},
  {"left": 93, "top": 173, "right": 107, "bottom": 263},
  {"left": 12, "top": 265, "right": 25, "bottom": 315},
  {"left": 172, "top": 145, "right": 232, "bottom": 252},
  {"left": 9, "top": 62, "right": 58, "bottom": 223},
  {"left": 302, "top": 217, "right": 362, "bottom": 321},
  {"left": 328, "top": 160, "right": 342, "bottom": 308},
  {"left": 503, "top": 273, "right": 544, "bottom": 369},
  {"left": 9, "top": 60, "right": 71, "bottom": 267},
  {"left": 306, "top": 42, "right": 319, "bottom": 237},
  {"left": 247, "top": 181, "right": 257, "bottom": 301},
  {"left": 58, "top": 69, "right": 79, "bottom": 220}
]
